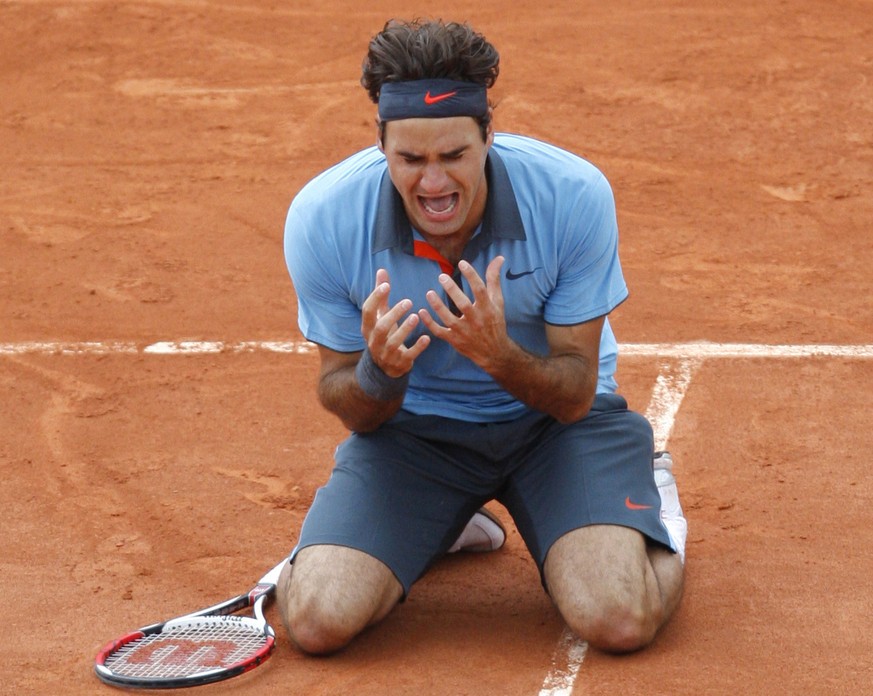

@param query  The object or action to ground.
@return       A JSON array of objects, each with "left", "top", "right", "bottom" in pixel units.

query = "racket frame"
[{"left": 94, "top": 561, "right": 285, "bottom": 689}]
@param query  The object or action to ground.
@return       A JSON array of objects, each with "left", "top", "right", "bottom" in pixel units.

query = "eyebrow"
[{"left": 396, "top": 145, "right": 470, "bottom": 159}]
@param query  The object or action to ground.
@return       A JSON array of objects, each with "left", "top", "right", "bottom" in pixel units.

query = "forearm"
[
  {"left": 317, "top": 361, "right": 405, "bottom": 433},
  {"left": 484, "top": 340, "right": 598, "bottom": 423},
  {"left": 418, "top": 258, "right": 602, "bottom": 422}
]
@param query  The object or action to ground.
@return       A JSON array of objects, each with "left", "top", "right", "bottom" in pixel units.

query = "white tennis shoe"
[
  {"left": 447, "top": 507, "right": 506, "bottom": 553},
  {"left": 654, "top": 451, "right": 688, "bottom": 564}
]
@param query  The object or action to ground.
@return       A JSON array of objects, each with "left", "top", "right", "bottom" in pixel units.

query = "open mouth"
[{"left": 419, "top": 193, "right": 458, "bottom": 219}]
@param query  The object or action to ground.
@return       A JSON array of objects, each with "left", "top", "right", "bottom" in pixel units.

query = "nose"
[{"left": 420, "top": 162, "right": 449, "bottom": 192}]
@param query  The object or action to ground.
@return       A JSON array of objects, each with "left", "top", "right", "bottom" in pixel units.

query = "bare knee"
[
  {"left": 286, "top": 605, "right": 356, "bottom": 655},
  {"left": 277, "top": 547, "right": 402, "bottom": 655},
  {"left": 564, "top": 600, "right": 658, "bottom": 653},
  {"left": 279, "top": 572, "right": 356, "bottom": 655},
  {"left": 544, "top": 526, "right": 671, "bottom": 653}
]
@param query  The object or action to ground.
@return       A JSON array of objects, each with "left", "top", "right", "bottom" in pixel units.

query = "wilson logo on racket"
[{"left": 128, "top": 640, "right": 238, "bottom": 668}]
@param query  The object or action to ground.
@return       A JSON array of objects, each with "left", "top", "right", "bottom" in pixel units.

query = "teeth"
[{"left": 422, "top": 194, "right": 457, "bottom": 215}]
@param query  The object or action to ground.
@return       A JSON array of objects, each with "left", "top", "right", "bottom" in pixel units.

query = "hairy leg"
[
  {"left": 277, "top": 545, "right": 403, "bottom": 655},
  {"left": 543, "top": 525, "right": 683, "bottom": 653}
]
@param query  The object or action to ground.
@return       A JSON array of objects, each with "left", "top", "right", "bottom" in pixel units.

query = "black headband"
[{"left": 378, "top": 79, "right": 488, "bottom": 121}]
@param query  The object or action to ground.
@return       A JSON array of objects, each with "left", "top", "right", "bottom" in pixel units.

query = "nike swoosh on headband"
[{"left": 424, "top": 90, "right": 458, "bottom": 104}]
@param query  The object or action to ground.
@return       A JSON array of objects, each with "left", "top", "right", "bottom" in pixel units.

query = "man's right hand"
[
  {"left": 314, "top": 269, "right": 430, "bottom": 433},
  {"left": 360, "top": 268, "right": 430, "bottom": 378}
]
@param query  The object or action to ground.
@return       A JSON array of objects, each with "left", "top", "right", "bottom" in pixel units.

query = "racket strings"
[{"left": 104, "top": 619, "right": 269, "bottom": 679}]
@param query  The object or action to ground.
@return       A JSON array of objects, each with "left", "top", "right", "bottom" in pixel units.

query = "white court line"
[
  {"left": 619, "top": 343, "right": 873, "bottom": 359},
  {"left": 0, "top": 340, "right": 317, "bottom": 355},
  {"left": 2, "top": 340, "right": 873, "bottom": 357},
  {"left": 537, "top": 358, "right": 700, "bottom": 696},
  {"left": 646, "top": 358, "right": 702, "bottom": 450},
  {"left": 539, "top": 628, "right": 589, "bottom": 696}
]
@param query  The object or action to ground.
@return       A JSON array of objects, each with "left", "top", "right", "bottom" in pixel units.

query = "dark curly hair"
[{"left": 361, "top": 19, "right": 500, "bottom": 141}]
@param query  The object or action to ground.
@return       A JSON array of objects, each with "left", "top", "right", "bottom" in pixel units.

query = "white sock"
[
  {"left": 447, "top": 510, "right": 504, "bottom": 553},
  {"left": 654, "top": 464, "right": 688, "bottom": 564}
]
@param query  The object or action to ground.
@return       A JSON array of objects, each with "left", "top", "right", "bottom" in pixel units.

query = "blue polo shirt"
[{"left": 285, "top": 133, "right": 628, "bottom": 422}]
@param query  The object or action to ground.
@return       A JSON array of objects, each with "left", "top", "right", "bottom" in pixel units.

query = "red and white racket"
[{"left": 94, "top": 560, "right": 286, "bottom": 689}]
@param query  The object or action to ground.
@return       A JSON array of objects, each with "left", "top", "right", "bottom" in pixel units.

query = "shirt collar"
[{"left": 372, "top": 149, "right": 526, "bottom": 255}]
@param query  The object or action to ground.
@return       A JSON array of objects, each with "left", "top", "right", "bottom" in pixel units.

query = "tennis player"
[{"left": 279, "top": 18, "right": 687, "bottom": 655}]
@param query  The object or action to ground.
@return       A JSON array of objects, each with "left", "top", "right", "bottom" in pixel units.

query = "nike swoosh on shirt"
[
  {"left": 424, "top": 90, "right": 457, "bottom": 104},
  {"left": 625, "top": 497, "right": 653, "bottom": 511},
  {"left": 505, "top": 267, "right": 539, "bottom": 280}
]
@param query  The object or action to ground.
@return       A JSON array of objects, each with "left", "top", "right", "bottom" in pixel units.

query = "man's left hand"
[{"left": 419, "top": 256, "right": 511, "bottom": 371}]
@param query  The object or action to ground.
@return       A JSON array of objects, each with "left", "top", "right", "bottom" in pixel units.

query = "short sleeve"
[
  {"left": 544, "top": 173, "right": 628, "bottom": 326},
  {"left": 284, "top": 204, "right": 366, "bottom": 352}
]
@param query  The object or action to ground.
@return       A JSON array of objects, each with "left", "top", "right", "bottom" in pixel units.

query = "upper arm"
[
  {"left": 314, "top": 344, "right": 361, "bottom": 422},
  {"left": 316, "top": 344, "right": 362, "bottom": 386},
  {"left": 545, "top": 315, "right": 604, "bottom": 369},
  {"left": 315, "top": 343, "right": 404, "bottom": 432},
  {"left": 535, "top": 315, "right": 605, "bottom": 422}
]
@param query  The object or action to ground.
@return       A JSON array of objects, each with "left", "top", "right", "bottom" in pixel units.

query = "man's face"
[{"left": 380, "top": 116, "right": 493, "bottom": 243}]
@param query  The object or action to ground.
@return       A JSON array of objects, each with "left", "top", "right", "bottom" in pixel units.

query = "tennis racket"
[{"left": 94, "top": 560, "right": 286, "bottom": 689}]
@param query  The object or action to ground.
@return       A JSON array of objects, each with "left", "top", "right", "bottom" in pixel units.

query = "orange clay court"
[{"left": 1, "top": 1, "right": 871, "bottom": 694}]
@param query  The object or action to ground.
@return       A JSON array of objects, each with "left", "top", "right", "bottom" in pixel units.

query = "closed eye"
[
  {"left": 442, "top": 147, "right": 467, "bottom": 161},
  {"left": 396, "top": 146, "right": 468, "bottom": 164}
]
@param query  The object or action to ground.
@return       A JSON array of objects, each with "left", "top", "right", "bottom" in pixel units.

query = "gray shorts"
[{"left": 291, "top": 393, "right": 673, "bottom": 594}]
